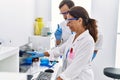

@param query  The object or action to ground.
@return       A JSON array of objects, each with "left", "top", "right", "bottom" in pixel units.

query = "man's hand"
[{"left": 54, "top": 24, "right": 62, "bottom": 40}]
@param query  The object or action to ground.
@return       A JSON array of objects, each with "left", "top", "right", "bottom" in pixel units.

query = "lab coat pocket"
[{"left": 68, "top": 52, "right": 75, "bottom": 62}]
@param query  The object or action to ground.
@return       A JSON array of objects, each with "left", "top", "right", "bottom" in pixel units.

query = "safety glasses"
[
  {"left": 66, "top": 18, "right": 78, "bottom": 23},
  {"left": 60, "top": 11, "right": 69, "bottom": 15}
]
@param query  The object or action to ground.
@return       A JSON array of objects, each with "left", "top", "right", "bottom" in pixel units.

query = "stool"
[{"left": 104, "top": 67, "right": 120, "bottom": 80}]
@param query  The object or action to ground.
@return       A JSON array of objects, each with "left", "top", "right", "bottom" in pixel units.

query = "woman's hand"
[{"left": 57, "top": 76, "right": 63, "bottom": 80}]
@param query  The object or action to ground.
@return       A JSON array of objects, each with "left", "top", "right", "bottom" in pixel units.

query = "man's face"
[{"left": 60, "top": 4, "right": 70, "bottom": 20}]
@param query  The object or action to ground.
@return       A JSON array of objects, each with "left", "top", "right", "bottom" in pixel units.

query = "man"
[{"left": 54, "top": 0, "right": 75, "bottom": 46}]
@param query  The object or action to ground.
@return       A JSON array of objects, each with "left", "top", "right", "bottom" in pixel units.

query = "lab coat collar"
[
  {"left": 71, "top": 30, "right": 89, "bottom": 46},
  {"left": 75, "top": 30, "right": 89, "bottom": 41}
]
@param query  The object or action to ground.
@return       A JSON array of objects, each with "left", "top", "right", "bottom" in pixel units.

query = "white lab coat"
[
  {"left": 49, "top": 30, "right": 94, "bottom": 80},
  {"left": 59, "top": 21, "right": 72, "bottom": 44}
]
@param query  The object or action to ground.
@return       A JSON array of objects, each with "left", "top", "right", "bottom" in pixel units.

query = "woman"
[{"left": 33, "top": 6, "right": 98, "bottom": 80}]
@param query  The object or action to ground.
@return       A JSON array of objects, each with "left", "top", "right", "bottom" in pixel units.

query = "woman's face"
[{"left": 66, "top": 14, "right": 81, "bottom": 32}]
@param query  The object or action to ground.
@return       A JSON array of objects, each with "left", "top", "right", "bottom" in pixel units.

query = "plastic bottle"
[{"left": 34, "top": 18, "right": 44, "bottom": 35}]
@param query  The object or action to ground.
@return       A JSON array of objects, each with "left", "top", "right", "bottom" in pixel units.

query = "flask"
[{"left": 34, "top": 18, "right": 44, "bottom": 35}]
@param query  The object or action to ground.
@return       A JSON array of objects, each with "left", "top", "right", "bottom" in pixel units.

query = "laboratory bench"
[
  {"left": 28, "top": 57, "right": 62, "bottom": 80},
  {"left": 19, "top": 35, "right": 62, "bottom": 80},
  {"left": 19, "top": 58, "right": 62, "bottom": 80},
  {"left": 19, "top": 55, "right": 63, "bottom": 80}
]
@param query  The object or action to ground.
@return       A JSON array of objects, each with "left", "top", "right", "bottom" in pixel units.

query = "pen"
[{"left": 66, "top": 49, "right": 70, "bottom": 59}]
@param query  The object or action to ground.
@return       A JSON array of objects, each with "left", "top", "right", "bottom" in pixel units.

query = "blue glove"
[
  {"left": 26, "top": 51, "right": 37, "bottom": 55},
  {"left": 23, "top": 56, "right": 39, "bottom": 65},
  {"left": 54, "top": 24, "right": 62, "bottom": 40},
  {"left": 26, "top": 51, "right": 44, "bottom": 57},
  {"left": 91, "top": 51, "right": 97, "bottom": 61},
  {"left": 40, "top": 58, "right": 49, "bottom": 66},
  {"left": 23, "top": 57, "right": 33, "bottom": 65}
]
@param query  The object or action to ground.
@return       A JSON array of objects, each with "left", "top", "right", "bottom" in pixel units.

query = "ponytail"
[
  {"left": 68, "top": 6, "right": 98, "bottom": 42},
  {"left": 86, "top": 18, "right": 98, "bottom": 42}
]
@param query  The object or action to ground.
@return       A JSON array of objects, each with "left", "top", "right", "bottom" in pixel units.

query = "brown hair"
[
  {"left": 68, "top": 6, "right": 98, "bottom": 42},
  {"left": 59, "top": 0, "right": 75, "bottom": 9}
]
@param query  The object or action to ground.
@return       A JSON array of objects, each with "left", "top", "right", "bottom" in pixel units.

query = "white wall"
[
  {"left": 0, "top": 0, "right": 51, "bottom": 47},
  {"left": 116, "top": 0, "right": 120, "bottom": 68},
  {"left": 0, "top": 0, "right": 35, "bottom": 47},
  {"left": 35, "top": 0, "right": 51, "bottom": 22},
  {"left": 91, "top": 0, "right": 119, "bottom": 80}
]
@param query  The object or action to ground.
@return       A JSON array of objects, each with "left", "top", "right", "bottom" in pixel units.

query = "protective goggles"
[
  {"left": 66, "top": 18, "right": 78, "bottom": 23},
  {"left": 60, "top": 11, "right": 69, "bottom": 15}
]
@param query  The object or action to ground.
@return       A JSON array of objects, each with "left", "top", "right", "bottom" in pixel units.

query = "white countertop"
[
  {"left": 0, "top": 46, "right": 19, "bottom": 61},
  {"left": 0, "top": 72, "right": 27, "bottom": 80}
]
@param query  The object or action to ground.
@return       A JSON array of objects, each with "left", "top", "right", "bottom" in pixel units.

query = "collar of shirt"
[{"left": 73, "top": 30, "right": 89, "bottom": 42}]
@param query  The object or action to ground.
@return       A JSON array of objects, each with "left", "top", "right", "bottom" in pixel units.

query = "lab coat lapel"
[{"left": 72, "top": 30, "right": 89, "bottom": 46}]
